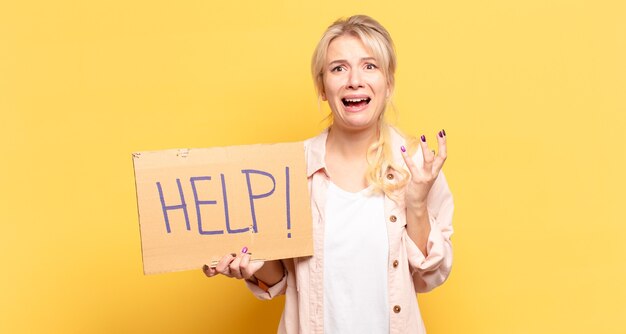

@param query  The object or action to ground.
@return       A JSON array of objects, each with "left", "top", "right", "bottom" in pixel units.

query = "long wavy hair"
[{"left": 311, "top": 15, "right": 413, "bottom": 197}]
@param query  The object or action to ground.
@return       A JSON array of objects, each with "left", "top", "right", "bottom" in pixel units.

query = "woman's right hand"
[{"left": 203, "top": 247, "right": 265, "bottom": 280}]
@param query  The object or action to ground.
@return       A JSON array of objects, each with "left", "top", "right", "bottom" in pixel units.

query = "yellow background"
[{"left": 1, "top": 0, "right": 624, "bottom": 333}]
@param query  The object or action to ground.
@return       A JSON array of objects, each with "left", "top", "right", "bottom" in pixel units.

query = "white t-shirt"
[{"left": 323, "top": 182, "right": 389, "bottom": 334}]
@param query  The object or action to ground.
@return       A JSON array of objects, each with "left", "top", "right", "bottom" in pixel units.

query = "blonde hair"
[
  {"left": 311, "top": 15, "right": 396, "bottom": 99},
  {"left": 311, "top": 15, "right": 411, "bottom": 197}
]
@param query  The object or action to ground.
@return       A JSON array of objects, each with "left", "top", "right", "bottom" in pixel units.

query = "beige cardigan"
[{"left": 246, "top": 127, "right": 454, "bottom": 333}]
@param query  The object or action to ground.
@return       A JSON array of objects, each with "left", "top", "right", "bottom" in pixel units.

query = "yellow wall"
[{"left": 1, "top": 0, "right": 625, "bottom": 333}]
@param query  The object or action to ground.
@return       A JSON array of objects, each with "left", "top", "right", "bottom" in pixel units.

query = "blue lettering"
[
  {"left": 222, "top": 173, "right": 248, "bottom": 234},
  {"left": 242, "top": 169, "right": 276, "bottom": 233},
  {"left": 285, "top": 167, "right": 291, "bottom": 238},
  {"left": 156, "top": 179, "right": 191, "bottom": 233},
  {"left": 190, "top": 176, "right": 224, "bottom": 235}
]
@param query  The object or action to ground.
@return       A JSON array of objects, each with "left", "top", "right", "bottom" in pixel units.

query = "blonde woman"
[{"left": 204, "top": 15, "right": 454, "bottom": 333}]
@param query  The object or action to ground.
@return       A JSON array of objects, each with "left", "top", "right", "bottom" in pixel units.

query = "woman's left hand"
[{"left": 400, "top": 130, "right": 447, "bottom": 210}]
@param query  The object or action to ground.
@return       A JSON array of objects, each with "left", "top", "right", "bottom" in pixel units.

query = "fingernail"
[
  {"left": 438, "top": 131, "right": 443, "bottom": 138},
  {"left": 241, "top": 246, "right": 248, "bottom": 254},
  {"left": 442, "top": 129, "right": 446, "bottom": 136},
  {"left": 421, "top": 135, "right": 426, "bottom": 142},
  {"left": 230, "top": 253, "right": 237, "bottom": 257},
  {"left": 400, "top": 145, "right": 406, "bottom": 153}
]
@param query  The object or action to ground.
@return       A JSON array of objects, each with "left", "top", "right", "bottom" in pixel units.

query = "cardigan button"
[
  {"left": 393, "top": 305, "right": 401, "bottom": 313},
  {"left": 386, "top": 173, "right": 394, "bottom": 180},
  {"left": 389, "top": 215, "right": 397, "bottom": 223},
  {"left": 393, "top": 260, "right": 399, "bottom": 268}
]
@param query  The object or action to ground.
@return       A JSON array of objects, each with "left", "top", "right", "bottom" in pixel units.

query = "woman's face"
[{"left": 322, "top": 34, "right": 390, "bottom": 133}]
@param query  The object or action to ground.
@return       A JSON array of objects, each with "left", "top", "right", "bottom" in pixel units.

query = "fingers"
[
  {"left": 215, "top": 253, "right": 237, "bottom": 276},
  {"left": 203, "top": 247, "right": 254, "bottom": 279},
  {"left": 229, "top": 247, "right": 249, "bottom": 279},
  {"left": 400, "top": 130, "right": 448, "bottom": 177},
  {"left": 239, "top": 252, "right": 252, "bottom": 279},
  {"left": 400, "top": 144, "right": 419, "bottom": 177},
  {"left": 436, "top": 129, "right": 447, "bottom": 159},
  {"left": 202, "top": 264, "right": 218, "bottom": 277},
  {"left": 418, "top": 135, "right": 435, "bottom": 172},
  {"left": 432, "top": 129, "right": 447, "bottom": 174},
  {"left": 240, "top": 252, "right": 261, "bottom": 280}
]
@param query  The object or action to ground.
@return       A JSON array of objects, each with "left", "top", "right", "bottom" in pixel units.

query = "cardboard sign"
[{"left": 132, "top": 142, "right": 313, "bottom": 275}]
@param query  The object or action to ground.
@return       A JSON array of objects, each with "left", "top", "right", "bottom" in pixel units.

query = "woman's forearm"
[
  {"left": 406, "top": 204, "right": 431, "bottom": 256},
  {"left": 252, "top": 260, "right": 284, "bottom": 286}
]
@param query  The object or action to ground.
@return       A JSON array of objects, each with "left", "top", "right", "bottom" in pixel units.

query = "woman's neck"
[{"left": 326, "top": 124, "right": 380, "bottom": 159}]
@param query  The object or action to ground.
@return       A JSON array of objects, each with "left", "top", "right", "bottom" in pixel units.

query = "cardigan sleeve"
[{"left": 404, "top": 171, "right": 454, "bottom": 293}]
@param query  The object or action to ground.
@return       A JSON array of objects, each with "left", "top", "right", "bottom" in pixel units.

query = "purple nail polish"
[
  {"left": 400, "top": 145, "right": 406, "bottom": 153},
  {"left": 241, "top": 246, "right": 248, "bottom": 254},
  {"left": 421, "top": 135, "right": 426, "bottom": 142},
  {"left": 442, "top": 129, "right": 446, "bottom": 136},
  {"left": 438, "top": 131, "right": 443, "bottom": 138}
]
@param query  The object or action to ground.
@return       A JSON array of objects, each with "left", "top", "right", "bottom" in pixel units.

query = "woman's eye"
[
  {"left": 331, "top": 66, "right": 345, "bottom": 72},
  {"left": 365, "top": 63, "right": 377, "bottom": 70}
]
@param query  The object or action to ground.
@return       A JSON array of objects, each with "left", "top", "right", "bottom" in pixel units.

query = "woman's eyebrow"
[
  {"left": 328, "top": 57, "right": 377, "bottom": 67},
  {"left": 328, "top": 59, "right": 347, "bottom": 67}
]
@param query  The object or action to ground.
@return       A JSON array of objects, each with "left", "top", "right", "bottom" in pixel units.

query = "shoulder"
[
  {"left": 303, "top": 129, "right": 328, "bottom": 149},
  {"left": 303, "top": 128, "right": 328, "bottom": 159},
  {"left": 304, "top": 129, "right": 329, "bottom": 178}
]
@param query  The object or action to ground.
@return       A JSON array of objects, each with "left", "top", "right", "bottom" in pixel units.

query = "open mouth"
[{"left": 342, "top": 97, "right": 371, "bottom": 108}]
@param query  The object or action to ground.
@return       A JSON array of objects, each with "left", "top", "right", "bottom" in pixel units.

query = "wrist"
[
  {"left": 251, "top": 275, "right": 270, "bottom": 292},
  {"left": 407, "top": 201, "right": 428, "bottom": 214}
]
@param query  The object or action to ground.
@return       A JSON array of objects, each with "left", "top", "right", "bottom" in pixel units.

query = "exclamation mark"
[{"left": 285, "top": 166, "right": 292, "bottom": 238}]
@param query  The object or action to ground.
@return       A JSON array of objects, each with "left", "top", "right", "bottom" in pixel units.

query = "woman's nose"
[{"left": 347, "top": 70, "right": 364, "bottom": 89}]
